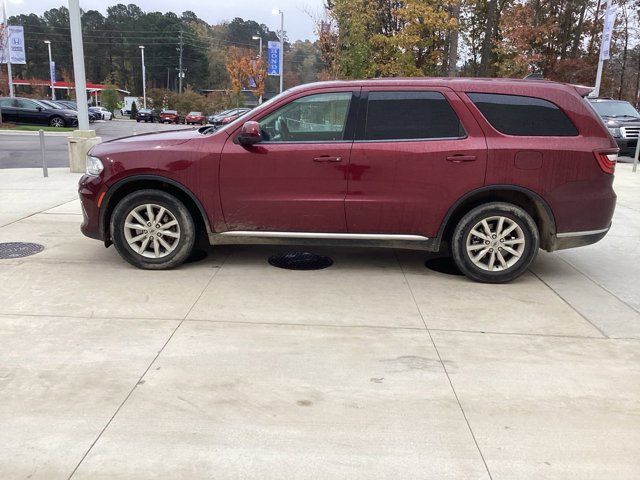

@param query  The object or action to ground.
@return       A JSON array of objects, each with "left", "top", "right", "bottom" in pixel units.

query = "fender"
[
  {"left": 99, "top": 174, "right": 214, "bottom": 242},
  {"left": 435, "top": 184, "right": 557, "bottom": 248}
]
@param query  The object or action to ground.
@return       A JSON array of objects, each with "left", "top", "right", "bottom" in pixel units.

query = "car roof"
[{"left": 285, "top": 77, "right": 591, "bottom": 96}]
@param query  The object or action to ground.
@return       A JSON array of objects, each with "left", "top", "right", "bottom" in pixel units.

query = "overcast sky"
[{"left": 7, "top": 0, "right": 324, "bottom": 41}]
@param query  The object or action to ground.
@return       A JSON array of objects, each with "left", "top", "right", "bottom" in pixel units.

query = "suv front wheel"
[
  {"left": 110, "top": 190, "right": 195, "bottom": 269},
  {"left": 451, "top": 202, "right": 539, "bottom": 283}
]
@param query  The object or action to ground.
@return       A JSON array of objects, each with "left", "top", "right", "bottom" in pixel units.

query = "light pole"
[
  {"left": 272, "top": 9, "right": 284, "bottom": 93},
  {"left": 1, "top": 0, "right": 16, "bottom": 97},
  {"left": 139, "top": 45, "right": 146, "bottom": 109},
  {"left": 44, "top": 40, "right": 55, "bottom": 100},
  {"left": 252, "top": 34, "right": 263, "bottom": 104},
  {"left": 68, "top": 0, "right": 89, "bottom": 130}
]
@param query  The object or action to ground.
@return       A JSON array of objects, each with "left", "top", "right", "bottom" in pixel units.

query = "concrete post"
[{"left": 68, "top": 130, "right": 101, "bottom": 173}]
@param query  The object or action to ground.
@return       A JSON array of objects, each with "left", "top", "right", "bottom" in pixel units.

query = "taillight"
[{"left": 594, "top": 151, "right": 617, "bottom": 174}]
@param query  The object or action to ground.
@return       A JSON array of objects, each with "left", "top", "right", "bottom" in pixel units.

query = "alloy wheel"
[
  {"left": 50, "top": 117, "right": 65, "bottom": 127},
  {"left": 465, "top": 216, "right": 525, "bottom": 271},
  {"left": 123, "top": 204, "right": 181, "bottom": 258}
]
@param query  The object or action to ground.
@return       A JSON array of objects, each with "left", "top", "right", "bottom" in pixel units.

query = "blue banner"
[
  {"left": 267, "top": 41, "right": 280, "bottom": 76},
  {"left": 50, "top": 61, "right": 56, "bottom": 84}
]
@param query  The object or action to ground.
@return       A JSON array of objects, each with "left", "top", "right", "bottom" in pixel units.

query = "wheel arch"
[
  {"left": 100, "top": 175, "right": 213, "bottom": 246},
  {"left": 437, "top": 185, "right": 556, "bottom": 251}
]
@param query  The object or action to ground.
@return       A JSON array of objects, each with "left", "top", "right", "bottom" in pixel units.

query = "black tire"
[
  {"left": 451, "top": 202, "right": 539, "bottom": 283},
  {"left": 110, "top": 190, "right": 196, "bottom": 270}
]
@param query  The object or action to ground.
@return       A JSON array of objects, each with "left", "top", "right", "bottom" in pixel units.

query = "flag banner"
[
  {"left": 267, "top": 41, "right": 281, "bottom": 76},
  {"left": 50, "top": 61, "right": 56, "bottom": 84},
  {"left": 0, "top": 26, "right": 27, "bottom": 64},
  {"left": 600, "top": 5, "right": 617, "bottom": 61}
]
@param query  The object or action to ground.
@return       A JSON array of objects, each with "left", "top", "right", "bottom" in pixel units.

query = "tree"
[
  {"left": 101, "top": 86, "right": 119, "bottom": 115},
  {"left": 130, "top": 101, "right": 138, "bottom": 120}
]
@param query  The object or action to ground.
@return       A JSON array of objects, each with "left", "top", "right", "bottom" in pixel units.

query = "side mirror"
[
  {"left": 237, "top": 121, "right": 261, "bottom": 145},
  {"left": 37, "top": 107, "right": 43, "bottom": 112}
]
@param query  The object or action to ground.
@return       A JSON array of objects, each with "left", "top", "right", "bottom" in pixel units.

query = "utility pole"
[
  {"left": 139, "top": 45, "right": 146, "bottom": 109},
  {"left": 178, "top": 30, "right": 184, "bottom": 94},
  {"left": 2, "top": 0, "right": 15, "bottom": 97}
]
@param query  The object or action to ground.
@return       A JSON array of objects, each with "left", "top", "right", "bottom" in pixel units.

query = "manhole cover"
[
  {"left": 424, "top": 256, "right": 463, "bottom": 276},
  {"left": 268, "top": 251, "right": 333, "bottom": 271},
  {"left": 0, "top": 242, "right": 45, "bottom": 259}
]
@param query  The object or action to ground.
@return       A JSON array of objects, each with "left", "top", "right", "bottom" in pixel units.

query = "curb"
[{"left": 0, "top": 130, "right": 74, "bottom": 137}]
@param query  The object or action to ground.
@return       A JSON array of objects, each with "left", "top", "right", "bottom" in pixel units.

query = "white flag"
[{"left": 600, "top": 5, "right": 618, "bottom": 61}]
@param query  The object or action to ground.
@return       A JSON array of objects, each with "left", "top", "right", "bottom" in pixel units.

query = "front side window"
[
  {"left": 361, "top": 91, "right": 465, "bottom": 141},
  {"left": 468, "top": 93, "right": 578, "bottom": 136},
  {"left": 259, "top": 92, "right": 352, "bottom": 142},
  {"left": 16, "top": 99, "right": 40, "bottom": 110},
  {"left": 0, "top": 99, "right": 15, "bottom": 108}
]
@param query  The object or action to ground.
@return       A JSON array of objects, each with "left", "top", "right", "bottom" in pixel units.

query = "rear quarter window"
[{"left": 468, "top": 93, "right": 578, "bottom": 136}]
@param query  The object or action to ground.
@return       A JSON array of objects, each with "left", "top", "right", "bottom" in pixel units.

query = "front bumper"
[
  {"left": 78, "top": 174, "right": 104, "bottom": 241},
  {"left": 615, "top": 138, "right": 638, "bottom": 156},
  {"left": 547, "top": 226, "right": 610, "bottom": 251}
]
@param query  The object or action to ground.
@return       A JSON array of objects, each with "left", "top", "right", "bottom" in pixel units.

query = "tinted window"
[
  {"left": 468, "top": 93, "right": 578, "bottom": 136},
  {"left": 0, "top": 99, "right": 15, "bottom": 108},
  {"left": 361, "top": 91, "right": 464, "bottom": 140},
  {"left": 16, "top": 99, "right": 40, "bottom": 110},
  {"left": 259, "top": 92, "right": 352, "bottom": 142}
]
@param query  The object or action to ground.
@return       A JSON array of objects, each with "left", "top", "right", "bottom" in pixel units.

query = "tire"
[
  {"left": 49, "top": 116, "right": 65, "bottom": 128},
  {"left": 136, "top": 119, "right": 140, "bottom": 123},
  {"left": 451, "top": 202, "right": 539, "bottom": 283},
  {"left": 110, "top": 190, "right": 196, "bottom": 270}
]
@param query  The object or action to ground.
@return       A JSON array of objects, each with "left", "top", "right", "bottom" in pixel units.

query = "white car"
[{"left": 93, "top": 106, "right": 113, "bottom": 120}]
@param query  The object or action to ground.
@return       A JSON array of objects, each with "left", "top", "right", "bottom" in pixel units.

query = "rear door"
[
  {"left": 345, "top": 87, "right": 487, "bottom": 237},
  {"left": 0, "top": 98, "right": 18, "bottom": 123}
]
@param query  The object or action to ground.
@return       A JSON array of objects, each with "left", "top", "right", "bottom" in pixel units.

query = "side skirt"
[{"left": 209, "top": 231, "right": 440, "bottom": 252}]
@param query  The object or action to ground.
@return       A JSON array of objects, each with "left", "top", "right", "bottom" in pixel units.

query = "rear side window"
[
  {"left": 361, "top": 91, "right": 465, "bottom": 140},
  {"left": 468, "top": 93, "right": 578, "bottom": 136}
]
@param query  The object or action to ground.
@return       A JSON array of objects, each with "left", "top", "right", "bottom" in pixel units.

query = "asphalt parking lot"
[
  {"left": 0, "top": 119, "right": 193, "bottom": 169},
  {"left": 0, "top": 162, "right": 639, "bottom": 478}
]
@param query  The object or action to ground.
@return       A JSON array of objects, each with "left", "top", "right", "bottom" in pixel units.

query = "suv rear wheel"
[
  {"left": 451, "top": 202, "right": 539, "bottom": 283},
  {"left": 110, "top": 190, "right": 195, "bottom": 269}
]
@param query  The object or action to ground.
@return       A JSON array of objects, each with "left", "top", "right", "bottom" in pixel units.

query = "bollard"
[
  {"left": 633, "top": 134, "right": 639, "bottom": 173},
  {"left": 39, "top": 130, "right": 48, "bottom": 178}
]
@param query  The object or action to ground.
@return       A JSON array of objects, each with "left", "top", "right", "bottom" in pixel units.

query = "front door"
[
  {"left": 346, "top": 88, "right": 487, "bottom": 238},
  {"left": 15, "top": 99, "right": 48, "bottom": 125},
  {"left": 219, "top": 90, "right": 358, "bottom": 233}
]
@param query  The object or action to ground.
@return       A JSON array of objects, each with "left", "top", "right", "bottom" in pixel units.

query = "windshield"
[{"left": 591, "top": 101, "right": 640, "bottom": 118}]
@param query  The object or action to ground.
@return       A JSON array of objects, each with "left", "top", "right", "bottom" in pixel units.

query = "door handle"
[
  {"left": 446, "top": 154, "right": 477, "bottom": 163},
  {"left": 313, "top": 156, "right": 342, "bottom": 163}
]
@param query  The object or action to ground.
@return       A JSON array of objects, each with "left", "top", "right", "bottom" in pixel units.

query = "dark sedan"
[
  {"left": 0, "top": 97, "right": 78, "bottom": 127},
  {"left": 136, "top": 109, "right": 160, "bottom": 123}
]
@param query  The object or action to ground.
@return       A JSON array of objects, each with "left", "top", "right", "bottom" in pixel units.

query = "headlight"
[
  {"left": 86, "top": 155, "right": 104, "bottom": 176},
  {"left": 607, "top": 127, "right": 621, "bottom": 138}
]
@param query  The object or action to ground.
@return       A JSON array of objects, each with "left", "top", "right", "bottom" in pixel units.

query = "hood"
[
  {"left": 92, "top": 129, "right": 203, "bottom": 158},
  {"left": 603, "top": 116, "right": 640, "bottom": 128}
]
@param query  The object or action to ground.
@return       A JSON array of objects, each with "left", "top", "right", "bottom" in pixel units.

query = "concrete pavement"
[{"left": 0, "top": 165, "right": 639, "bottom": 479}]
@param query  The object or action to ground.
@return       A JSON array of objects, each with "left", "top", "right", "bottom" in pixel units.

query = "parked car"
[
  {"left": 207, "top": 109, "right": 235, "bottom": 124},
  {"left": 185, "top": 111, "right": 207, "bottom": 125},
  {"left": 136, "top": 108, "right": 160, "bottom": 123},
  {"left": 89, "top": 106, "right": 113, "bottom": 121},
  {"left": 55, "top": 100, "right": 77, "bottom": 110},
  {"left": 588, "top": 98, "right": 639, "bottom": 157},
  {"left": 38, "top": 99, "right": 100, "bottom": 123},
  {"left": 209, "top": 108, "right": 250, "bottom": 126},
  {"left": 78, "top": 79, "right": 618, "bottom": 283},
  {"left": 159, "top": 110, "right": 181, "bottom": 124},
  {"left": 0, "top": 97, "right": 78, "bottom": 127}
]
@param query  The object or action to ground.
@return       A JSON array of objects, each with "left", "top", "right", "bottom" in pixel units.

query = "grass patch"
[{"left": 0, "top": 124, "right": 75, "bottom": 132}]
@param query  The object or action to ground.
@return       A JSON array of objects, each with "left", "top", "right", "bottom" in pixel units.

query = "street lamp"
[
  {"left": 272, "top": 8, "right": 284, "bottom": 93},
  {"left": 139, "top": 45, "right": 146, "bottom": 109},
  {"left": 44, "top": 40, "right": 55, "bottom": 100},
  {"left": 252, "top": 35, "right": 263, "bottom": 104}
]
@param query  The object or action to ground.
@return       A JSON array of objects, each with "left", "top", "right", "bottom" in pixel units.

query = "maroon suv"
[{"left": 79, "top": 78, "right": 618, "bottom": 283}]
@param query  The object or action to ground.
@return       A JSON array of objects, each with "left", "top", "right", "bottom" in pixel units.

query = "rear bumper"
[{"left": 547, "top": 226, "right": 610, "bottom": 251}]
